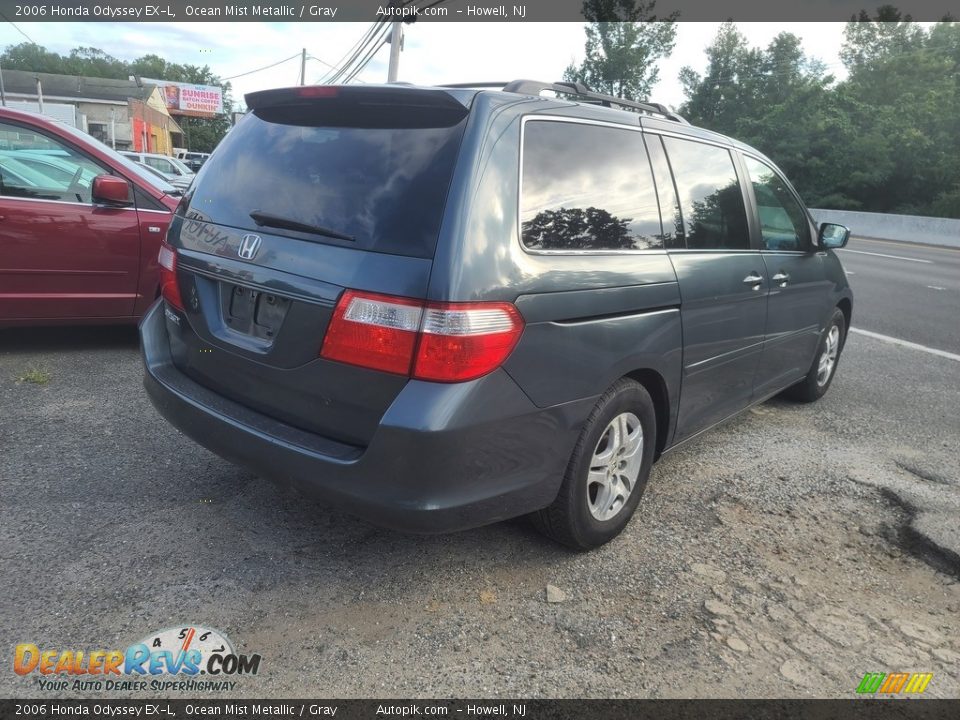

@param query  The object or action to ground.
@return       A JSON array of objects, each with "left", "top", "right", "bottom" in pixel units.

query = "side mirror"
[
  {"left": 818, "top": 222, "right": 850, "bottom": 250},
  {"left": 92, "top": 175, "right": 132, "bottom": 206}
]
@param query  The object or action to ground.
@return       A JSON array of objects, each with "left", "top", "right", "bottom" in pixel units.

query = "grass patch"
[{"left": 17, "top": 368, "right": 51, "bottom": 385}]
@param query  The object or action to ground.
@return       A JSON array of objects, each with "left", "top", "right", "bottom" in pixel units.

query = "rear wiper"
[{"left": 249, "top": 210, "right": 355, "bottom": 242}]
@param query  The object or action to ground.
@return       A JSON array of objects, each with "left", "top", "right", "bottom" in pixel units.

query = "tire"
[
  {"left": 531, "top": 378, "right": 657, "bottom": 550},
  {"left": 784, "top": 307, "right": 846, "bottom": 403}
]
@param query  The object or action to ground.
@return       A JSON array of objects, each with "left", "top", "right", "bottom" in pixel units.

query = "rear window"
[{"left": 184, "top": 111, "right": 468, "bottom": 258}]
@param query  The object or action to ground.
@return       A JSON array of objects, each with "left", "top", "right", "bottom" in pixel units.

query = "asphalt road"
[
  {"left": 2, "top": 323, "right": 958, "bottom": 699},
  {"left": 838, "top": 238, "right": 960, "bottom": 355},
  {"left": 1, "top": 241, "right": 959, "bottom": 699}
]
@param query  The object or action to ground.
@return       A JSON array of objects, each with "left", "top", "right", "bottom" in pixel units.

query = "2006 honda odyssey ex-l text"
[{"left": 141, "top": 80, "right": 852, "bottom": 549}]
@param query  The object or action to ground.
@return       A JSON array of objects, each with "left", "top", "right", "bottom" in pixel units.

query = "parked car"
[
  {"left": 141, "top": 81, "right": 852, "bottom": 548},
  {"left": 175, "top": 151, "right": 210, "bottom": 172},
  {"left": 133, "top": 160, "right": 185, "bottom": 194},
  {"left": 0, "top": 107, "right": 181, "bottom": 327},
  {"left": 120, "top": 151, "right": 194, "bottom": 191}
]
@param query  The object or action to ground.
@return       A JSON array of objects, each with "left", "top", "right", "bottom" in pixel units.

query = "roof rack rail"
[
  {"left": 437, "top": 82, "right": 512, "bottom": 89},
  {"left": 499, "top": 79, "right": 688, "bottom": 124}
]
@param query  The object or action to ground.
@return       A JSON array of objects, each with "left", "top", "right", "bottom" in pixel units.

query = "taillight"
[
  {"left": 320, "top": 291, "right": 423, "bottom": 375},
  {"left": 413, "top": 303, "right": 524, "bottom": 382},
  {"left": 157, "top": 241, "right": 184, "bottom": 312},
  {"left": 320, "top": 291, "right": 524, "bottom": 383}
]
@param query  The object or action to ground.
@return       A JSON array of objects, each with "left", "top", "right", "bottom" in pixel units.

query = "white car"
[{"left": 120, "top": 151, "right": 194, "bottom": 191}]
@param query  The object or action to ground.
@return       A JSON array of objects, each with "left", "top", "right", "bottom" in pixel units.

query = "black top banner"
[
  {"left": 1, "top": 700, "right": 960, "bottom": 720},
  {"left": 0, "top": 0, "right": 956, "bottom": 22}
]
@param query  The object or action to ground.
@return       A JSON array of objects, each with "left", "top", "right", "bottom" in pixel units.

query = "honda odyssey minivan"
[{"left": 141, "top": 80, "right": 852, "bottom": 549}]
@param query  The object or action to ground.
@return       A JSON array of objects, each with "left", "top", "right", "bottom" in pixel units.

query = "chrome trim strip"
[
  {"left": 635, "top": 126, "right": 733, "bottom": 150},
  {"left": 553, "top": 306, "right": 679, "bottom": 326},
  {"left": 0, "top": 195, "right": 170, "bottom": 214}
]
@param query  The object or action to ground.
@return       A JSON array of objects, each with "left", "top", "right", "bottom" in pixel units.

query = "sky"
[{"left": 0, "top": 21, "right": 855, "bottom": 110}]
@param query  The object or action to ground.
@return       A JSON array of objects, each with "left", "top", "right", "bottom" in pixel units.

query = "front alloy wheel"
[{"left": 816, "top": 325, "right": 841, "bottom": 387}]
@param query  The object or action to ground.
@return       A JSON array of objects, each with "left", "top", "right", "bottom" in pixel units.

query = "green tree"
[
  {"left": 835, "top": 12, "right": 959, "bottom": 214},
  {"left": 563, "top": 0, "right": 678, "bottom": 100},
  {"left": 678, "top": 14, "right": 960, "bottom": 218},
  {"left": 679, "top": 24, "right": 842, "bottom": 209}
]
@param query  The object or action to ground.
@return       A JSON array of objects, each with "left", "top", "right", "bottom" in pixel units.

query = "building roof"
[{"left": 0, "top": 69, "right": 157, "bottom": 104}]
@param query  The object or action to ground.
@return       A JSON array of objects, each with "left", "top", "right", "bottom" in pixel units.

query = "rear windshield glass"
[{"left": 184, "top": 111, "right": 468, "bottom": 258}]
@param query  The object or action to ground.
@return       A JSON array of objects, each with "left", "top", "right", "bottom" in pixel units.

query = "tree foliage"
[
  {"left": 678, "top": 13, "right": 960, "bottom": 218},
  {"left": 0, "top": 43, "right": 232, "bottom": 152},
  {"left": 564, "top": 0, "right": 678, "bottom": 100},
  {"left": 522, "top": 207, "right": 636, "bottom": 250}
]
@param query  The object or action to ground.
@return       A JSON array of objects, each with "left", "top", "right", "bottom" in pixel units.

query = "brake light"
[
  {"left": 413, "top": 303, "right": 524, "bottom": 382},
  {"left": 296, "top": 86, "right": 339, "bottom": 98},
  {"left": 321, "top": 291, "right": 423, "bottom": 375},
  {"left": 320, "top": 291, "right": 524, "bottom": 383},
  {"left": 158, "top": 241, "right": 184, "bottom": 312}
]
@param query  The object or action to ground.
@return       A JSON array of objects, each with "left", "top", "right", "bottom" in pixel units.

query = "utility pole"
[
  {"left": 387, "top": 22, "right": 403, "bottom": 83},
  {"left": 36, "top": 76, "right": 44, "bottom": 114},
  {"left": 0, "top": 59, "right": 6, "bottom": 107},
  {"left": 300, "top": 48, "right": 306, "bottom": 85}
]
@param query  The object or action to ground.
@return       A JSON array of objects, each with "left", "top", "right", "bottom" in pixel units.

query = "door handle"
[
  {"left": 772, "top": 272, "right": 790, "bottom": 287},
  {"left": 743, "top": 273, "right": 763, "bottom": 289}
]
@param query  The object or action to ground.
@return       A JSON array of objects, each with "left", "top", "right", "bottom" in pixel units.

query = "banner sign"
[{"left": 141, "top": 78, "right": 224, "bottom": 117}]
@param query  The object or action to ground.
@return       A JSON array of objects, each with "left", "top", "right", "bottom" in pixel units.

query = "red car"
[{"left": 0, "top": 107, "right": 180, "bottom": 327}]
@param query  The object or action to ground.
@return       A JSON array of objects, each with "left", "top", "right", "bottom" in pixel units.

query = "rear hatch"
[{"left": 163, "top": 86, "right": 471, "bottom": 448}]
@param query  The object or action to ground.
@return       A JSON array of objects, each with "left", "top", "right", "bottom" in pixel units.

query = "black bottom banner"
[{"left": 1, "top": 699, "right": 959, "bottom": 720}]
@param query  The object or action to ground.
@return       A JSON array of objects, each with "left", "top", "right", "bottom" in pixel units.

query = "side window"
[
  {"left": 644, "top": 134, "right": 684, "bottom": 249},
  {"left": 0, "top": 122, "right": 106, "bottom": 203},
  {"left": 146, "top": 157, "right": 174, "bottom": 174},
  {"left": 521, "top": 120, "right": 664, "bottom": 251},
  {"left": 742, "top": 156, "right": 811, "bottom": 251},
  {"left": 662, "top": 137, "right": 750, "bottom": 250}
]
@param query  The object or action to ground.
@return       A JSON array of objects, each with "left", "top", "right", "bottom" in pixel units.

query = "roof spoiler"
[{"left": 245, "top": 85, "right": 470, "bottom": 128}]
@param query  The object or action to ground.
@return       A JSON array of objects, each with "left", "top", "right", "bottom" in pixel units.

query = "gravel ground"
[{"left": 1, "top": 325, "right": 958, "bottom": 699}]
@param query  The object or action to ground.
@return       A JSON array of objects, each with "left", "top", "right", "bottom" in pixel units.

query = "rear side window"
[
  {"left": 644, "top": 135, "right": 683, "bottom": 249},
  {"left": 520, "top": 120, "right": 663, "bottom": 252},
  {"left": 663, "top": 137, "right": 749, "bottom": 250},
  {"left": 184, "top": 112, "right": 468, "bottom": 258}
]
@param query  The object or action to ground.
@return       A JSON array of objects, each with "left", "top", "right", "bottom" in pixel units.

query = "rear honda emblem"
[{"left": 238, "top": 234, "right": 262, "bottom": 260}]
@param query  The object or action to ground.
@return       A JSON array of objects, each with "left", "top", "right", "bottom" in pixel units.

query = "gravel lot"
[{"left": 1, "top": 323, "right": 958, "bottom": 699}]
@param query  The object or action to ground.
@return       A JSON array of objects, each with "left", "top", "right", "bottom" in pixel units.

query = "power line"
[
  {"left": 0, "top": 12, "right": 37, "bottom": 44},
  {"left": 318, "top": 20, "right": 386, "bottom": 84},
  {"left": 342, "top": 23, "right": 392, "bottom": 84},
  {"left": 307, "top": 54, "right": 340, "bottom": 73},
  {"left": 221, "top": 52, "right": 301, "bottom": 81}
]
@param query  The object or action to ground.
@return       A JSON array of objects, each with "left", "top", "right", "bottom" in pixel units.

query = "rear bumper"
[{"left": 140, "top": 301, "right": 592, "bottom": 533}]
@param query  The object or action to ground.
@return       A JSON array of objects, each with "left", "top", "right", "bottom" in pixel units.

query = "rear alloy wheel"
[
  {"left": 785, "top": 307, "right": 846, "bottom": 402},
  {"left": 586, "top": 412, "right": 644, "bottom": 522},
  {"left": 532, "top": 379, "right": 656, "bottom": 550}
]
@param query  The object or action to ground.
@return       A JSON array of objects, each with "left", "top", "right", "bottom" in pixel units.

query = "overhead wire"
[
  {"left": 318, "top": 20, "right": 387, "bottom": 84},
  {"left": 341, "top": 23, "right": 393, "bottom": 84},
  {"left": 221, "top": 52, "right": 301, "bottom": 81},
  {"left": 0, "top": 12, "right": 37, "bottom": 44}
]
